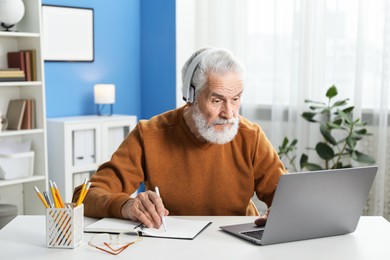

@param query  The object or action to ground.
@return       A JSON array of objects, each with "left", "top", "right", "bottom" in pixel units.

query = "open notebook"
[{"left": 85, "top": 217, "right": 212, "bottom": 240}]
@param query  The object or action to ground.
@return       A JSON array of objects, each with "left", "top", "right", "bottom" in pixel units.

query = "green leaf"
[
  {"left": 332, "top": 162, "right": 344, "bottom": 169},
  {"left": 350, "top": 132, "right": 363, "bottom": 140},
  {"left": 342, "top": 106, "right": 354, "bottom": 114},
  {"left": 332, "top": 118, "right": 343, "bottom": 125},
  {"left": 354, "top": 121, "right": 366, "bottom": 127},
  {"left": 320, "top": 108, "right": 331, "bottom": 115},
  {"left": 354, "top": 129, "right": 367, "bottom": 135},
  {"left": 305, "top": 99, "right": 326, "bottom": 105},
  {"left": 302, "top": 112, "right": 317, "bottom": 122},
  {"left": 351, "top": 151, "right": 358, "bottom": 160},
  {"left": 332, "top": 162, "right": 352, "bottom": 169},
  {"left": 304, "top": 163, "right": 323, "bottom": 171},
  {"left": 309, "top": 105, "right": 325, "bottom": 110},
  {"left": 287, "top": 140, "right": 297, "bottom": 153},
  {"left": 290, "top": 139, "right": 298, "bottom": 147},
  {"left": 300, "top": 153, "right": 308, "bottom": 163},
  {"left": 299, "top": 154, "right": 308, "bottom": 169},
  {"left": 332, "top": 99, "right": 349, "bottom": 107},
  {"left": 316, "top": 142, "right": 335, "bottom": 160},
  {"left": 320, "top": 123, "right": 337, "bottom": 145},
  {"left": 337, "top": 110, "right": 352, "bottom": 124},
  {"left": 352, "top": 151, "right": 376, "bottom": 164},
  {"left": 327, "top": 122, "right": 343, "bottom": 129},
  {"left": 346, "top": 137, "right": 357, "bottom": 149},
  {"left": 282, "top": 137, "right": 289, "bottom": 148},
  {"left": 326, "top": 85, "right": 338, "bottom": 98}
]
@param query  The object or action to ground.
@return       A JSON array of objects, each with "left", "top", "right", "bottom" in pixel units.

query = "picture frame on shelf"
[{"left": 41, "top": 5, "right": 94, "bottom": 62}]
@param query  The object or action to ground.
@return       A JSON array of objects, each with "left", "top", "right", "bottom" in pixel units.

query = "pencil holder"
[{"left": 46, "top": 204, "right": 84, "bottom": 248}]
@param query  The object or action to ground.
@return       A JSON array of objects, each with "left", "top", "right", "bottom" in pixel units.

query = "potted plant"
[{"left": 278, "top": 85, "right": 375, "bottom": 172}]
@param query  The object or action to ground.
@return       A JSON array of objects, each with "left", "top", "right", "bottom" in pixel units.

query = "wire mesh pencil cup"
[{"left": 46, "top": 204, "right": 84, "bottom": 248}]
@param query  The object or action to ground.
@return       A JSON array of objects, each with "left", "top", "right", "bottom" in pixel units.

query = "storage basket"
[{"left": 0, "top": 151, "right": 34, "bottom": 179}]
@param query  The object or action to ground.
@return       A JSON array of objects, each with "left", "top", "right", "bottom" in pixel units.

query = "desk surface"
[{"left": 0, "top": 216, "right": 389, "bottom": 260}]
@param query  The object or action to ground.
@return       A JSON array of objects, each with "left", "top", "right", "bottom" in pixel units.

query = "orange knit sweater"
[{"left": 73, "top": 106, "right": 286, "bottom": 218}]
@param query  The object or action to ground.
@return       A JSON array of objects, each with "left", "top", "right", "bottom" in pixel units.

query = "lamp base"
[
  {"left": 96, "top": 104, "right": 113, "bottom": 116},
  {"left": 1, "top": 23, "right": 16, "bottom": 32}
]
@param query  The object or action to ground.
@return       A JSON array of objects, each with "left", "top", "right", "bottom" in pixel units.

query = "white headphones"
[{"left": 182, "top": 49, "right": 214, "bottom": 103}]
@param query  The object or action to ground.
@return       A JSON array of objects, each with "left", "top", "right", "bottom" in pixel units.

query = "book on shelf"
[
  {"left": 7, "top": 50, "right": 37, "bottom": 82},
  {"left": 7, "top": 52, "right": 26, "bottom": 81},
  {"left": 0, "top": 77, "right": 26, "bottom": 82},
  {"left": 6, "top": 99, "right": 26, "bottom": 130},
  {"left": 24, "top": 51, "right": 32, "bottom": 81},
  {"left": 20, "top": 99, "right": 31, "bottom": 130},
  {"left": 0, "top": 68, "right": 24, "bottom": 75},
  {"left": 0, "top": 68, "right": 25, "bottom": 82},
  {"left": 21, "top": 99, "right": 36, "bottom": 130},
  {"left": 23, "top": 50, "right": 37, "bottom": 81},
  {"left": 6, "top": 99, "right": 36, "bottom": 130},
  {"left": 31, "top": 99, "right": 36, "bottom": 129}
]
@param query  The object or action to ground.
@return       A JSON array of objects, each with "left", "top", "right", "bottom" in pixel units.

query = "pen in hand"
[{"left": 155, "top": 186, "right": 167, "bottom": 231}]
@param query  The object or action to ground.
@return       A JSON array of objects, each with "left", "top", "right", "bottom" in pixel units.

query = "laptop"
[{"left": 220, "top": 166, "right": 378, "bottom": 245}]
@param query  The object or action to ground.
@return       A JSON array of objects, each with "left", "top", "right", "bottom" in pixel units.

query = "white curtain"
[{"left": 176, "top": 0, "right": 390, "bottom": 220}]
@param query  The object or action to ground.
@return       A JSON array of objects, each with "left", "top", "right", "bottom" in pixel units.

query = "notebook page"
[
  {"left": 85, "top": 217, "right": 211, "bottom": 239},
  {"left": 140, "top": 217, "right": 211, "bottom": 239}
]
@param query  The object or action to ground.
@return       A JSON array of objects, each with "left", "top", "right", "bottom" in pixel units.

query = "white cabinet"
[
  {"left": 0, "top": 0, "right": 48, "bottom": 215},
  {"left": 47, "top": 115, "right": 137, "bottom": 202}
]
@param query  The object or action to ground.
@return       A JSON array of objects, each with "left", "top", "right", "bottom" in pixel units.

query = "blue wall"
[
  {"left": 140, "top": 0, "right": 176, "bottom": 119},
  {"left": 43, "top": 0, "right": 176, "bottom": 120}
]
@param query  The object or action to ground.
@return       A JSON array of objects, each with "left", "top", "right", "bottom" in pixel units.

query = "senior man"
[{"left": 73, "top": 47, "right": 286, "bottom": 229}]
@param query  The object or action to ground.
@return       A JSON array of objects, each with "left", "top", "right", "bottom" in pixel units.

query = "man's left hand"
[{"left": 254, "top": 208, "right": 270, "bottom": 227}]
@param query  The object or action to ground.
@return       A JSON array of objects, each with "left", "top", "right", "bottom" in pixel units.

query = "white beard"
[{"left": 192, "top": 104, "right": 240, "bottom": 144}]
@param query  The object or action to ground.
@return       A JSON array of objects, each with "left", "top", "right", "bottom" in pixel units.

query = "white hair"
[{"left": 181, "top": 47, "right": 245, "bottom": 102}]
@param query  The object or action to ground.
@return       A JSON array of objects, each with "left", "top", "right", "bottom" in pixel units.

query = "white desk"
[{"left": 0, "top": 216, "right": 389, "bottom": 260}]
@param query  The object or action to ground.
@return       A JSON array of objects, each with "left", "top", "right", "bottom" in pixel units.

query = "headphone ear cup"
[
  {"left": 182, "top": 50, "right": 213, "bottom": 103},
  {"left": 189, "top": 85, "right": 195, "bottom": 103}
]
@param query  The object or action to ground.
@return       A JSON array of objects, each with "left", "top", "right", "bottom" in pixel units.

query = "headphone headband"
[{"left": 182, "top": 49, "right": 214, "bottom": 103}]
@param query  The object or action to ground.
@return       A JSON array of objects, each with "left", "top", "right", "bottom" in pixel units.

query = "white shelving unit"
[
  {"left": 46, "top": 115, "right": 137, "bottom": 202},
  {"left": 0, "top": 0, "right": 48, "bottom": 215}
]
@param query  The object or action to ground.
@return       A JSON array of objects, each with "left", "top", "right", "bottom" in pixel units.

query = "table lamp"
[
  {"left": 94, "top": 84, "right": 115, "bottom": 116},
  {"left": 0, "top": 0, "right": 25, "bottom": 31}
]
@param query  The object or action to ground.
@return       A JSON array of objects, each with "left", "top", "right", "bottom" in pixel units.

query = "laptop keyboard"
[{"left": 241, "top": 230, "right": 264, "bottom": 240}]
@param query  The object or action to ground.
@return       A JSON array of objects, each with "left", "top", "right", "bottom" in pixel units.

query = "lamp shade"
[
  {"left": 94, "top": 84, "right": 115, "bottom": 104},
  {"left": 0, "top": 0, "right": 25, "bottom": 28}
]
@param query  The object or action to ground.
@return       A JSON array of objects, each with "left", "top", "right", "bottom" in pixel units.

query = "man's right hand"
[{"left": 121, "top": 190, "right": 169, "bottom": 229}]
